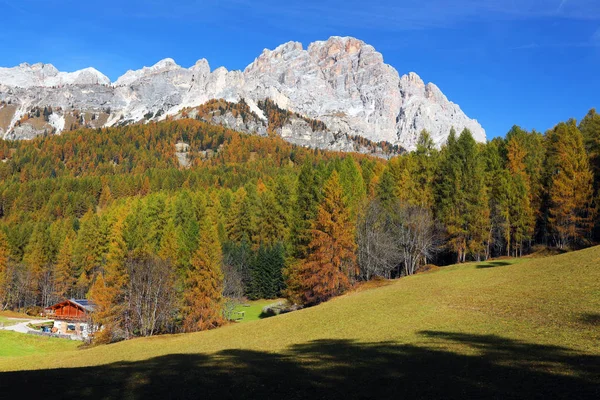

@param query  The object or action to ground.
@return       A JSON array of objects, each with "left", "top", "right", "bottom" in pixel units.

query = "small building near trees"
[{"left": 44, "top": 299, "right": 96, "bottom": 340}]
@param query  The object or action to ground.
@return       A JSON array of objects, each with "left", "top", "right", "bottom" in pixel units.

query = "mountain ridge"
[{"left": 0, "top": 36, "right": 485, "bottom": 151}]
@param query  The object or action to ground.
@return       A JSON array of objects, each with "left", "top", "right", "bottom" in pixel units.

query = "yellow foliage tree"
[
  {"left": 0, "top": 232, "right": 10, "bottom": 310},
  {"left": 183, "top": 204, "right": 224, "bottom": 332},
  {"left": 89, "top": 218, "right": 128, "bottom": 342},
  {"left": 54, "top": 234, "right": 76, "bottom": 299},
  {"left": 548, "top": 121, "right": 595, "bottom": 248},
  {"left": 286, "top": 171, "right": 357, "bottom": 305}
]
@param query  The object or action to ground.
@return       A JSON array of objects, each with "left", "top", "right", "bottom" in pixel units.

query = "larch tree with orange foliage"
[
  {"left": 183, "top": 203, "right": 224, "bottom": 332},
  {"left": 0, "top": 231, "right": 10, "bottom": 310},
  {"left": 54, "top": 233, "right": 76, "bottom": 300},
  {"left": 89, "top": 217, "right": 128, "bottom": 342},
  {"left": 287, "top": 171, "right": 357, "bottom": 306},
  {"left": 505, "top": 137, "right": 535, "bottom": 255},
  {"left": 547, "top": 121, "right": 595, "bottom": 248}
]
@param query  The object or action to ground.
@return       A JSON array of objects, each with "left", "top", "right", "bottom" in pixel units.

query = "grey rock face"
[
  {"left": 175, "top": 104, "right": 376, "bottom": 155},
  {"left": 0, "top": 37, "right": 485, "bottom": 151}
]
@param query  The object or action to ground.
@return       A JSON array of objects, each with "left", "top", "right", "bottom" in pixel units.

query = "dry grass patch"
[{"left": 0, "top": 104, "right": 16, "bottom": 131}]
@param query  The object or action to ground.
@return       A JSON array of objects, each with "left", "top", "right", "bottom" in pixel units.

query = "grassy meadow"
[
  {"left": 233, "top": 299, "right": 286, "bottom": 322},
  {"left": 0, "top": 246, "right": 598, "bottom": 399},
  {"left": 0, "top": 330, "right": 78, "bottom": 357},
  {"left": 235, "top": 300, "right": 277, "bottom": 322}
]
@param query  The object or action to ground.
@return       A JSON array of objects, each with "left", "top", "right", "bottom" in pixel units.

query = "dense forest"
[{"left": 0, "top": 108, "right": 597, "bottom": 342}]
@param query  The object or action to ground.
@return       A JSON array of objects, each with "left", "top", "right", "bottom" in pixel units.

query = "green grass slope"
[
  {"left": 0, "top": 330, "right": 78, "bottom": 357},
  {"left": 233, "top": 299, "right": 284, "bottom": 322},
  {"left": 0, "top": 247, "right": 598, "bottom": 399}
]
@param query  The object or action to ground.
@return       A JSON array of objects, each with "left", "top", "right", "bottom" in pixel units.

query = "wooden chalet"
[{"left": 44, "top": 299, "right": 96, "bottom": 338}]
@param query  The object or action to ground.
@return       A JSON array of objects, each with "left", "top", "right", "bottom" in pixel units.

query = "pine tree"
[
  {"left": 54, "top": 234, "right": 76, "bottom": 299},
  {"left": 23, "top": 223, "right": 52, "bottom": 274},
  {"left": 547, "top": 121, "right": 595, "bottom": 248},
  {"left": 505, "top": 137, "right": 535, "bottom": 255},
  {"left": 23, "top": 222, "right": 53, "bottom": 304},
  {"left": 98, "top": 185, "right": 113, "bottom": 209},
  {"left": 386, "top": 156, "right": 419, "bottom": 205},
  {"left": 94, "top": 217, "right": 129, "bottom": 340},
  {"left": 579, "top": 108, "right": 600, "bottom": 240},
  {"left": 264, "top": 243, "right": 285, "bottom": 298},
  {"left": 506, "top": 126, "right": 546, "bottom": 232},
  {"left": 511, "top": 173, "right": 534, "bottom": 255},
  {"left": 411, "top": 130, "right": 439, "bottom": 208},
  {"left": 435, "top": 129, "right": 490, "bottom": 261},
  {"left": 273, "top": 174, "right": 296, "bottom": 247},
  {"left": 579, "top": 108, "right": 600, "bottom": 191},
  {"left": 249, "top": 243, "right": 285, "bottom": 299},
  {"left": 104, "top": 218, "right": 128, "bottom": 286},
  {"left": 159, "top": 219, "right": 180, "bottom": 269},
  {"left": 376, "top": 167, "right": 396, "bottom": 210},
  {"left": 0, "top": 231, "right": 10, "bottom": 309},
  {"left": 88, "top": 274, "right": 119, "bottom": 343},
  {"left": 435, "top": 128, "right": 465, "bottom": 260},
  {"left": 176, "top": 218, "right": 200, "bottom": 273},
  {"left": 338, "top": 156, "right": 366, "bottom": 218},
  {"left": 292, "top": 160, "right": 321, "bottom": 258},
  {"left": 72, "top": 210, "right": 104, "bottom": 285},
  {"left": 286, "top": 171, "right": 357, "bottom": 305},
  {"left": 145, "top": 194, "right": 169, "bottom": 253},
  {"left": 183, "top": 204, "right": 224, "bottom": 332},
  {"left": 256, "top": 188, "right": 286, "bottom": 247},
  {"left": 74, "top": 270, "right": 90, "bottom": 299},
  {"left": 507, "top": 137, "right": 527, "bottom": 180},
  {"left": 226, "top": 187, "right": 257, "bottom": 244}
]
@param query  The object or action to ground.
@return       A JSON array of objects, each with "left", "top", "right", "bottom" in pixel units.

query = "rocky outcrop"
[{"left": 0, "top": 36, "right": 485, "bottom": 151}]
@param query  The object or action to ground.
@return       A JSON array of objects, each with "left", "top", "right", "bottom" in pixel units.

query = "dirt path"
[{"left": 0, "top": 319, "right": 52, "bottom": 334}]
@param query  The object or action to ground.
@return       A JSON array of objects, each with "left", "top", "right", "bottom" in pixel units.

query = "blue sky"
[{"left": 0, "top": 0, "right": 599, "bottom": 139}]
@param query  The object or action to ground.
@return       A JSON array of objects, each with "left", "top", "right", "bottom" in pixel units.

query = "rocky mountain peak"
[
  {"left": 190, "top": 59, "right": 211, "bottom": 74},
  {"left": 113, "top": 58, "right": 181, "bottom": 87},
  {"left": 308, "top": 36, "right": 367, "bottom": 57},
  {"left": 0, "top": 36, "right": 486, "bottom": 151},
  {"left": 152, "top": 58, "right": 179, "bottom": 70},
  {"left": 402, "top": 72, "right": 425, "bottom": 87}
]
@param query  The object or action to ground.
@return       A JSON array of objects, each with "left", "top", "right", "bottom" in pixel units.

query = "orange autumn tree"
[
  {"left": 547, "top": 121, "right": 595, "bottom": 248},
  {"left": 287, "top": 171, "right": 357, "bottom": 306},
  {"left": 54, "top": 233, "right": 76, "bottom": 300},
  {"left": 0, "top": 231, "right": 10, "bottom": 310},
  {"left": 183, "top": 202, "right": 224, "bottom": 332},
  {"left": 88, "top": 217, "right": 128, "bottom": 343}
]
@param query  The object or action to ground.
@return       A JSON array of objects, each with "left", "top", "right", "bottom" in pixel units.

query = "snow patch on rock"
[{"left": 48, "top": 113, "right": 65, "bottom": 133}]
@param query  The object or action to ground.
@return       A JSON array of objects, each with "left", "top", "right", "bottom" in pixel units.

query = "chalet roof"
[
  {"left": 70, "top": 299, "right": 96, "bottom": 312},
  {"left": 46, "top": 299, "right": 96, "bottom": 313}
]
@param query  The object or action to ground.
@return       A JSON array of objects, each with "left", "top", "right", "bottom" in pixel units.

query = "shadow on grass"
[
  {"left": 476, "top": 261, "right": 513, "bottom": 269},
  {"left": 258, "top": 310, "right": 276, "bottom": 319},
  {"left": 579, "top": 313, "right": 600, "bottom": 326},
  {"left": 0, "top": 331, "right": 598, "bottom": 399}
]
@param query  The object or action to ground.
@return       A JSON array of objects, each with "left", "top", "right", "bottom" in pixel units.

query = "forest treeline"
[{"left": 0, "top": 109, "right": 597, "bottom": 342}]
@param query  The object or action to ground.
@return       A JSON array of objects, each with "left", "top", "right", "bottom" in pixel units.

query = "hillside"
[{"left": 1, "top": 246, "right": 598, "bottom": 399}]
